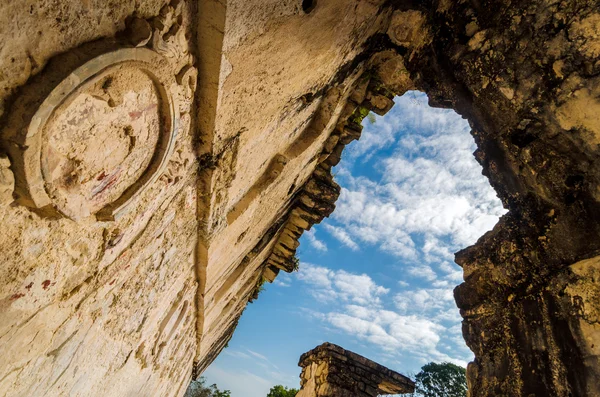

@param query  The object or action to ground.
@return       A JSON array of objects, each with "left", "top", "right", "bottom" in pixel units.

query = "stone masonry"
[{"left": 296, "top": 343, "right": 415, "bottom": 397}]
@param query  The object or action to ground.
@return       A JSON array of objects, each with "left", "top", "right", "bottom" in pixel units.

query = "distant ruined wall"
[
  {"left": 0, "top": 0, "right": 599, "bottom": 396},
  {"left": 296, "top": 343, "right": 414, "bottom": 396}
]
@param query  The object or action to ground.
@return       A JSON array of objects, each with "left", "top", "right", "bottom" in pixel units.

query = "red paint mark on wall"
[
  {"left": 42, "top": 280, "right": 51, "bottom": 289},
  {"left": 10, "top": 293, "right": 25, "bottom": 301},
  {"left": 109, "top": 279, "right": 116, "bottom": 286},
  {"left": 129, "top": 103, "right": 157, "bottom": 120},
  {"left": 25, "top": 282, "right": 34, "bottom": 290},
  {"left": 91, "top": 168, "right": 121, "bottom": 198}
]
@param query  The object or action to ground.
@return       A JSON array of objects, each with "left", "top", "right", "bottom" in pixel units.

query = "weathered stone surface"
[
  {"left": 0, "top": 3, "right": 199, "bottom": 396},
  {"left": 0, "top": 0, "right": 599, "bottom": 396},
  {"left": 296, "top": 343, "right": 414, "bottom": 397},
  {"left": 0, "top": 155, "right": 14, "bottom": 204}
]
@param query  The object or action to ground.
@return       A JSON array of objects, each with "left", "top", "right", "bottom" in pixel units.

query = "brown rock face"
[
  {"left": 296, "top": 343, "right": 414, "bottom": 397},
  {"left": 0, "top": 0, "right": 599, "bottom": 396}
]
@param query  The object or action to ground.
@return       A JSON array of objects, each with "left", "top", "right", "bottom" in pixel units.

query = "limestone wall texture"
[{"left": 0, "top": 0, "right": 599, "bottom": 396}]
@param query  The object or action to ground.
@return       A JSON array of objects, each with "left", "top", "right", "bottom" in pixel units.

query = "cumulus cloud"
[
  {"left": 406, "top": 264, "right": 438, "bottom": 281},
  {"left": 324, "top": 91, "right": 506, "bottom": 267},
  {"left": 296, "top": 263, "right": 389, "bottom": 306},
  {"left": 295, "top": 264, "right": 471, "bottom": 368},
  {"left": 394, "top": 288, "right": 454, "bottom": 313},
  {"left": 304, "top": 228, "right": 328, "bottom": 252},
  {"left": 323, "top": 224, "right": 359, "bottom": 251}
]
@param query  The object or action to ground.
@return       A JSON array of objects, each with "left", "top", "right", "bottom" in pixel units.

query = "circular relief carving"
[{"left": 23, "top": 48, "right": 178, "bottom": 221}]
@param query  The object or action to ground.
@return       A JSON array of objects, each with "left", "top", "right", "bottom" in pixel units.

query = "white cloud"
[
  {"left": 323, "top": 224, "right": 359, "bottom": 251},
  {"left": 204, "top": 346, "right": 299, "bottom": 397},
  {"left": 296, "top": 263, "right": 336, "bottom": 302},
  {"left": 431, "top": 279, "right": 450, "bottom": 288},
  {"left": 326, "top": 91, "right": 506, "bottom": 267},
  {"left": 246, "top": 349, "right": 269, "bottom": 361},
  {"left": 273, "top": 272, "right": 293, "bottom": 288},
  {"left": 406, "top": 265, "right": 437, "bottom": 281},
  {"left": 422, "top": 236, "right": 454, "bottom": 263},
  {"left": 296, "top": 263, "right": 389, "bottom": 306},
  {"left": 223, "top": 350, "right": 251, "bottom": 360},
  {"left": 323, "top": 304, "right": 468, "bottom": 367},
  {"left": 295, "top": 264, "right": 471, "bottom": 368},
  {"left": 274, "top": 279, "right": 291, "bottom": 287},
  {"left": 394, "top": 288, "right": 455, "bottom": 314},
  {"left": 304, "top": 228, "right": 328, "bottom": 252}
]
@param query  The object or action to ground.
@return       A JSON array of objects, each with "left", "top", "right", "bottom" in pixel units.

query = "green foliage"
[
  {"left": 414, "top": 362, "right": 467, "bottom": 397},
  {"left": 349, "top": 106, "right": 377, "bottom": 125},
  {"left": 249, "top": 277, "right": 267, "bottom": 303},
  {"left": 257, "top": 277, "right": 267, "bottom": 293},
  {"left": 185, "top": 377, "right": 231, "bottom": 397},
  {"left": 350, "top": 106, "right": 371, "bottom": 124},
  {"left": 213, "top": 390, "right": 231, "bottom": 397},
  {"left": 290, "top": 254, "right": 300, "bottom": 271},
  {"left": 266, "top": 385, "right": 299, "bottom": 397}
]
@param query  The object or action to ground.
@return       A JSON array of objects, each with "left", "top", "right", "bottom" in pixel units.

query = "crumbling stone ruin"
[
  {"left": 296, "top": 343, "right": 415, "bottom": 397},
  {"left": 0, "top": 0, "right": 599, "bottom": 396}
]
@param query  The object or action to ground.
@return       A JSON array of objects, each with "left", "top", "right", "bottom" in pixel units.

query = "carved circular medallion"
[{"left": 23, "top": 48, "right": 178, "bottom": 221}]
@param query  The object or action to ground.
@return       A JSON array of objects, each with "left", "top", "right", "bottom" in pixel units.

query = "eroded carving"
[
  {"left": 149, "top": 1, "right": 194, "bottom": 72},
  {"left": 21, "top": 48, "right": 178, "bottom": 221},
  {"left": 4, "top": 2, "right": 196, "bottom": 222}
]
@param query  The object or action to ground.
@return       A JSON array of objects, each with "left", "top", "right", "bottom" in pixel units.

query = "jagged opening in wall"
[{"left": 301, "top": 88, "right": 507, "bottom": 379}]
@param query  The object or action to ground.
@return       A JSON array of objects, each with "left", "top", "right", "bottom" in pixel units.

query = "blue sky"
[{"left": 203, "top": 91, "right": 506, "bottom": 396}]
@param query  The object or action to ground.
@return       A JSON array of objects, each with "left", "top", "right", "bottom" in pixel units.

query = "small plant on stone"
[
  {"left": 249, "top": 277, "right": 267, "bottom": 303},
  {"left": 290, "top": 254, "right": 300, "bottom": 272}
]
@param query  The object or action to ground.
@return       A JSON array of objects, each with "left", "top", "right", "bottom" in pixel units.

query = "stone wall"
[
  {"left": 0, "top": 0, "right": 599, "bottom": 396},
  {"left": 0, "top": 2, "right": 199, "bottom": 396},
  {"left": 296, "top": 343, "right": 414, "bottom": 397}
]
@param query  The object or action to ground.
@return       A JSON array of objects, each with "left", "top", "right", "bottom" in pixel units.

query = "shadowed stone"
[{"left": 297, "top": 343, "right": 415, "bottom": 397}]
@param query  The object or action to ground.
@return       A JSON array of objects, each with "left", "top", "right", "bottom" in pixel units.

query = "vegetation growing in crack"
[
  {"left": 289, "top": 253, "right": 300, "bottom": 272},
  {"left": 350, "top": 106, "right": 371, "bottom": 124},
  {"left": 249, "top": 277, "right": 267, "bottom": 303}
]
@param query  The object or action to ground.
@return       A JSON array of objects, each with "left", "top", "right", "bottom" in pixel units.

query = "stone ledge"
[{"left": 297, "top": 343, "right": 415, "bottom": 396}]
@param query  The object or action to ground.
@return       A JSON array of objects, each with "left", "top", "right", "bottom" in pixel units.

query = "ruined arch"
[{"left": 0, "top": 0, "right": 599, "bottom": 396}]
